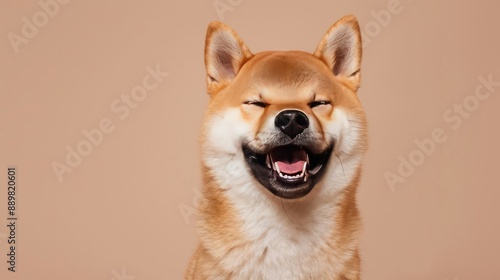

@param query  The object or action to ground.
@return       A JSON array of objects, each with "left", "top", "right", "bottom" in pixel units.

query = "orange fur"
[{"left": 187, "top": 15, "right": 367, "bottom": 279}]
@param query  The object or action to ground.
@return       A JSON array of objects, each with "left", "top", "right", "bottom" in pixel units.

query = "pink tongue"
[{"left": 276, "top": 161, "right": 305, "bottom": 174}]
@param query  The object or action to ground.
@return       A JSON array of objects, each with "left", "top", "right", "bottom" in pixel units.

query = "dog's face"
[{"left": 202, "top": 16, "right": 367, "bottom": 200}]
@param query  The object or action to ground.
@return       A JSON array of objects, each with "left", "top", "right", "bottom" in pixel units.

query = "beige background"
[{"left": 1, "top": 0, "right": 499, "bottom": 279}]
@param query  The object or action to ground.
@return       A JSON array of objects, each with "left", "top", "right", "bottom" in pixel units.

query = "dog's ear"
[
  {"left": 314, "top": 15, "right": 362, "bottom": 89},
  {"left": 204, "top": 21, "right": 253, "bottom": 94}
]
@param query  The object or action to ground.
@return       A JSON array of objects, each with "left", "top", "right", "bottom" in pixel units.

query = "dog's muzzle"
[{"left": 242, "top": 110, "right": 333, "bottom": 199}]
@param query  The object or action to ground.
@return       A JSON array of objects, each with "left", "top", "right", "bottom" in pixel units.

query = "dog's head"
[{"left": 201, "top": 16, "right": 367, "bottom": 200}]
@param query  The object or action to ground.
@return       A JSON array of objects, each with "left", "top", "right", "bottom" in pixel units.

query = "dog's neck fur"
[{"left": 192, "top": 148, "right": 363, "bottom": 279}]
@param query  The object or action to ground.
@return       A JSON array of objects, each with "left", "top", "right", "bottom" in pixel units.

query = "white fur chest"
[{"left": 204, "top": 154, "right": 340, "bottom": 279}]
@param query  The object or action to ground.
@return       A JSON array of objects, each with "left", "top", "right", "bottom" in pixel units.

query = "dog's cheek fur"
[
  {"left": 329, "top": 107, "right": 366, "bottom": 155},
  {"left": 203, "top": 109, "right": 249, "bottom": 157}
]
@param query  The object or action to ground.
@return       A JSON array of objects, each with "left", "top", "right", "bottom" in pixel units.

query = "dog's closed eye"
[
  {"left": 308, "top": 100, "right": 331, "bottom": 108},
  {"left": 244, "top": 101, "right": 268, "bottom": 108}
]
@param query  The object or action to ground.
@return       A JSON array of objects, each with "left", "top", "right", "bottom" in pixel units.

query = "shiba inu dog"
[{"left": 186, "top": 15, "right": 367, "bottom": 280}]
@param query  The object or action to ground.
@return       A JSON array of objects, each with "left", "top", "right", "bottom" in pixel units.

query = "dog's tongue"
[
  {"left": 276, "top": 161, "right": 306, "bottom": 174},
  {"left": 270, "top": 146, "right": 308, "bottom": 175}
]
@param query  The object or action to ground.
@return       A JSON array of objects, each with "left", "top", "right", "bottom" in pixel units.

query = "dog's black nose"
[{"left": 275, "top": 110, "right": 309, "bottom": 139}]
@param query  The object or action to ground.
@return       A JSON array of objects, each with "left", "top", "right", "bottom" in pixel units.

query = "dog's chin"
[{"left": 242, "top": 143, "right": 334, "bottom": 199}]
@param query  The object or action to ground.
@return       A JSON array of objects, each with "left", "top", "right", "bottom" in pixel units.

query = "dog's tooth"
[
  {"left": 301, "top": 162, "right": 307, "bottom": 176},
  {"left": 275, "top": 163, "right": 288, "bottom": 178},
  {"left": 266, "top": 154, "right": 272, "bottom": 168}
]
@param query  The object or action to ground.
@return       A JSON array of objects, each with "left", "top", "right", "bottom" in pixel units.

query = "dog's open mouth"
[
  {"left": 267, "top": 146, "right": 317, "bottom": 183},
  {"left": 243, "top": 144, "right": 333, "bottom": 199}
]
